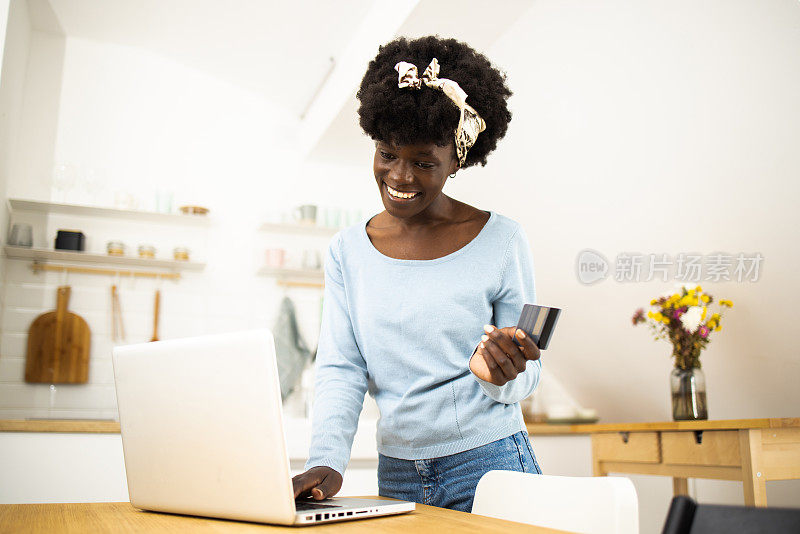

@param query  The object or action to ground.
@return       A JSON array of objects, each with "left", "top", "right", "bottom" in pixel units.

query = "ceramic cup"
[{"left": 265, "top": 248, "right": 286, "bottom": 268}]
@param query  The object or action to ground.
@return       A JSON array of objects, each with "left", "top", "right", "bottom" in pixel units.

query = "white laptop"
[{"left": 112, "top": 329, "right": 414, "bottom": 525}]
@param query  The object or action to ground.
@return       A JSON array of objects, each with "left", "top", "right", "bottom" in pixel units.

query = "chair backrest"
[
  {"left": 472, "top": 471, "right": 639, "bottom": 534},
  {"left": 662, "top": 496, "right": 800, "bottom": 534}
]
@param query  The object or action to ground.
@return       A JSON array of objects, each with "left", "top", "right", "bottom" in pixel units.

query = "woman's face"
[{"left": 373, "top": 140, "right": 459, "bottom": 219}]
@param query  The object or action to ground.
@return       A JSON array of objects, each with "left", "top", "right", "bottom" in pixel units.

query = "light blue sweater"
[{"left": 305, "top": 210, "right": 541, "bottom": 475}]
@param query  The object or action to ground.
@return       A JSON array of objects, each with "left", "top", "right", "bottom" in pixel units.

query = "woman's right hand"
[{"left": 292, "top": 466, "right": 343, "bottom": 500}]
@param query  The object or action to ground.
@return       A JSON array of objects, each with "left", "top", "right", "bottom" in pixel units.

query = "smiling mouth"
[{"left": 384, "top": 182, "right": 422, "bottom": 201}]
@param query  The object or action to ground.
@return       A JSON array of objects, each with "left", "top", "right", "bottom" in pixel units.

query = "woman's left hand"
[{"left": 469, "top": 325, "right": 541, "bottom": 386}]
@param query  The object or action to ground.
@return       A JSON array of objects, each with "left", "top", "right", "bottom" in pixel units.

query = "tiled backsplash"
[{"left": 0, "top": 255, "right": 327, "bottom": 420}]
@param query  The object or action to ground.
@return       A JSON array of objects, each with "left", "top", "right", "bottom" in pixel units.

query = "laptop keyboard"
[{"left": 295, "top": 501, "right": 342, "bottom": 511}]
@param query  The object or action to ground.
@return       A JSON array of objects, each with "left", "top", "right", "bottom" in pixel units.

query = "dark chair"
[{"left": 662, "top": 496, "right": 800, "bottom": 534}]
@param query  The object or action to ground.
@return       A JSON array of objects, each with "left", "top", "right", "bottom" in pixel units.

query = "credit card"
[{"left": 515, "top": 304, "right": 561, "bottom": 350}]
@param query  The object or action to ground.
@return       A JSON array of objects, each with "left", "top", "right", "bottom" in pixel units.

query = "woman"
[{"left": 292, "top": 36, "right": 542, "bottom": 513}]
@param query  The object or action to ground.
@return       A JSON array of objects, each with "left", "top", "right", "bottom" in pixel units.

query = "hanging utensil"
[
  {"left": 111, "top": 284, "right": 125, "bottom": 342},
  {"left": 151, "top": 289, "right": 161, "bottom": 342},
  {"left": 111, "top": 285, "right": 118, "bottom": 342}
]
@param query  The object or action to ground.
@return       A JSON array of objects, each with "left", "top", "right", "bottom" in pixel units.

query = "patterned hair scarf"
[{"left": 394, "top": 58, "right": 486, "bottom": 168}]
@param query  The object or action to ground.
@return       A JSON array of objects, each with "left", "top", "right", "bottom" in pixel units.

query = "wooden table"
[
  {"left": 531, "top": 418, "right": 800, "bottom": 507},
  {"left": 0, "top": 500, "right": 567, "bottom": 533}
]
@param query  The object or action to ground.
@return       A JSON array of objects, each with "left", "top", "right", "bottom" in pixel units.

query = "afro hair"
[{"left": 357, "top": 35, "right": 512, "bottom": 169}]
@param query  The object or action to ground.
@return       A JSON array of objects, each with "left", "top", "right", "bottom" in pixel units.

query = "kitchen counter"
[
  {"left": 0, "top": 419, "right": 121, "bottom": 433},
  {"left": 5, "top": 417, "right": 797, "bottom": 435},
  {"left": 0, "top": 418, "right": 599, "bottom": 435}
]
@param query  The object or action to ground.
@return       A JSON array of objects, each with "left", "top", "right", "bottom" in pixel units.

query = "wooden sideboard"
[{"left": 527, "top": 418, "right": 800, "bottom": 507}]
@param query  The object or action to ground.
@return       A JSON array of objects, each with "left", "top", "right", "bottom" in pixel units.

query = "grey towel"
[{"left": 273, "top": 296, "right": 313, "bottom": 399}]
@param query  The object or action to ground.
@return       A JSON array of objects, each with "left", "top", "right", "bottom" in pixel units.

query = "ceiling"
[
  {"left": 24, "top": 0, "right": 533, "bottom": 163},
  {"left": 28, "top": 0, "right": 375, "bottom": 118}
]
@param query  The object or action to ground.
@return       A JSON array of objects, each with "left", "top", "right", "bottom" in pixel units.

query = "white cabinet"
[
  {"left": 0, "top": 418, "right": 379, "bottom": 504},
  {"left": 0, "top": 432, "right": 129, "bottom": 504}
]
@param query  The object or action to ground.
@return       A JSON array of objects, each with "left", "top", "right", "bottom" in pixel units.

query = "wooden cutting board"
[{"left": 25, "top": 286, "right": 91, "bottom": 383}]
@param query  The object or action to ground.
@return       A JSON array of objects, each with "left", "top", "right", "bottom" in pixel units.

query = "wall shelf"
[
  {"left": 3, "top": 246, "right": 206, "bottom": 271},
  {"left": 259, "top": 221, "right": 338, "bottom": 237},
  {"left": 8, "top": 198, "right": 211, "bottom": 226},
  {"left": 257, "top": 265, "right": 324, "bottom": 281}
]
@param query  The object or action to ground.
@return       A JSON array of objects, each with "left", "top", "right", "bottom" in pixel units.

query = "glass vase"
[{"left": 670, "top": 367, "right": 708, "bottom": 421}]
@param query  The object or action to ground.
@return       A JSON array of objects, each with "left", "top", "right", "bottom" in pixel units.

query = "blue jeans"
[{"left": 377, "top": 431, "right": 542, "bottom": 512}]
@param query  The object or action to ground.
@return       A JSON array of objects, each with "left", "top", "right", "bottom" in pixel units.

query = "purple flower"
[{"left": 699, "top": 325, "right": 710, "bottom": 338}]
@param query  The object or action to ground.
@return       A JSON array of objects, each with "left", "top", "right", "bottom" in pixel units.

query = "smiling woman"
[{"left": 293, "top": 36, "right": 542, "bottom": 513}]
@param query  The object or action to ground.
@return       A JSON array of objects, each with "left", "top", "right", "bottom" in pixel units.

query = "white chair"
[{"left": 472, "top": 471, "right": 639, "bottom": 534}]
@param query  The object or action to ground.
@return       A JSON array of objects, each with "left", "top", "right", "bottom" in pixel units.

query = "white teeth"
[{"left": 386, "top": 184, "right": 419, "bottom": 199}]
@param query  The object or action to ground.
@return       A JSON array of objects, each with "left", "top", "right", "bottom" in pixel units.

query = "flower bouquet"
[{"left": 632, "top": 284, "right": 733, "bottom": 420}]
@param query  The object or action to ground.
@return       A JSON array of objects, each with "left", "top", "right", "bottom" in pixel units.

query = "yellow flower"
[
  {"left": 650, "top": 299, "right": 657, "bottom": 305},
  {"left": 715, "top": 325, "right": 722, "bottom": 331},
  {"left": 662, "top": 317, "right": 670, "bottom": 325},
  {"left": 720, "top": 299, "right": 733, "bottom": 307},
  {"left": 647, "top": 311, "right": 654, "bottom": 319},
  {"left": 701, "top": 294, "right": 710, "bottom": 303},
  {"left": 695, "top": 285, "right": 702, "bottom": 292},
  {"left": 679, "top": 295, "right": 699, "bottom": 308},
  {"left": 707, "top": 320, "right": 716, "bottom": 329},
  {"left": 711, "top": 313, "right": 720, "bottom": 321},
  {"left": 654, "top": 312, "right": 663, "bottom": 322},
  {"left": 701, "top": 307, "right": 707, "bottom": 321}
]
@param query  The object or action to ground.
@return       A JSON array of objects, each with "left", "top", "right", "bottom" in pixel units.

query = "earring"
[{"left": 448, "top": 172, "right": 457, "bottom": 179}]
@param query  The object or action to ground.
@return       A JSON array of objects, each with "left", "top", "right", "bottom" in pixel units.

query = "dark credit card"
[{"left": 516, "top": 304, "right": 561, "bottom": 350}]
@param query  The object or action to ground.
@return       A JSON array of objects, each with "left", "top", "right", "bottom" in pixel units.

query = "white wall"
[
  {"left": 0, "top": 0, "right": 33, "bottom": 366},
  {"left": 451, "top": 0, "right": 800, "bottom": 422},
  {"left": 0, "top": 1, "right": 8, "bottom": 67},
  {"left": 0, "top": 0, "right": 31, "bottom": 355},
  {"left": 0, "top": 31, "right": 382, "bottom": 420},
  {"left": 476, "top": 2, "right": 800, "bottom": 527},
  {"left": 8, "top": 28, "right": 63, "bottom": 202}
]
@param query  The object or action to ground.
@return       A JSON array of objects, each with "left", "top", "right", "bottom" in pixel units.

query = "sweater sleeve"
[
  {"left": 304, "top": 233, "right": 369, "bottom": 476},
  {"left": 473, "top": 224, "right": 543, "bottom": 404}
]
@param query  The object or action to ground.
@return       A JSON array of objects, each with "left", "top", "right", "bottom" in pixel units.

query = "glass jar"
[
  {"left": 106, "top": 241, "right": 125, "bottom": 256},
  {"left": 138, "top": 245, "right": 156, "bottom": 259},
  {"left": 173, "top": 247, "right": 190, "bottom": 261},
  {"left": 671, "top": 367, "right": 708, "bottom": 421}
]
